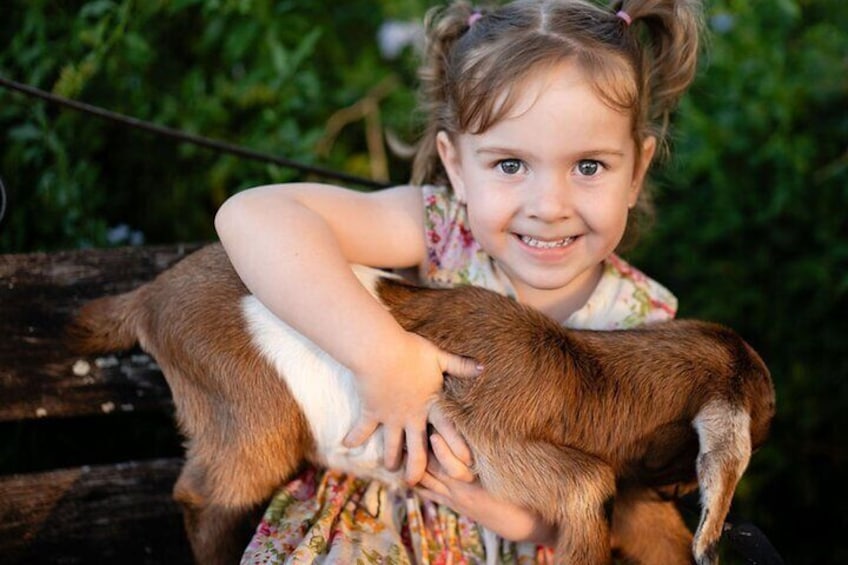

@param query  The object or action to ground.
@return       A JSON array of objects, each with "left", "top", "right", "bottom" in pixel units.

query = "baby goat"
[{"left": 66, "top": 243, "right": 774, "bottom": 565}]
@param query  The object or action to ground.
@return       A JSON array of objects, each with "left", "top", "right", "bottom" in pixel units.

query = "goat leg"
[
  {"left": 173, "top": 456, "right": 266, "bottom": 565},
  {"left": 474, "top": 440, "right": 616, "bottom": 565},
  {"left": 610, "top": 487, "right": 694, "bottom": 564},
  {"left": 691, "top": 400, "right": 753, "bottom": 565}
]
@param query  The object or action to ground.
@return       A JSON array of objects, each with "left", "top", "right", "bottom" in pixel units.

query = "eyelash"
[
  {"left": 575, "top": 159, "right": 605, "bottom": 177},
  {"left": 494, "top": 158, "right": 607, "bottom": 176},
  {"left": 496, "top": 159, "right": 525, "bottom": 175}
]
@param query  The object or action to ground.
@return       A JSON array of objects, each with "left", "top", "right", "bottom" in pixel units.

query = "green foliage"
[
  {"left": 1, "top": 0, "right": 846, "bottom": 562},
  {"left": 628, "top": 1, "right": 848, "bottom": 561},
  {"left": 0, "top": 0, "right": 426, "bottom": 249}
]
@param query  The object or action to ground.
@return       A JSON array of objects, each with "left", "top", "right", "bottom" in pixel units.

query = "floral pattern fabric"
[{"left": 241, "top": 184, "right": 677, "bottom": 564}]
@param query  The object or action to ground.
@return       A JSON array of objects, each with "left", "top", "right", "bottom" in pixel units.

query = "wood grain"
[{"left": 0, "top": 244, "right": 203, "bottom": 422}]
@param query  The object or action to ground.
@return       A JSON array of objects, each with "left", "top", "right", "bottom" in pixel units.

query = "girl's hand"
[
  {"left": 343, "top": 333, "right": 480, "bottom": 485},
  {"left": 417, "top": 433, "right": 558, "bottom": 546}
]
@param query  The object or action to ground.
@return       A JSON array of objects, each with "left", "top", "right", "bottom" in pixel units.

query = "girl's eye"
[
  {"left": 497, "top": 159, "right": 524, "bottom": 175},
  {"left": 576, "top": 160, "right": 602, "bottom": 177}
]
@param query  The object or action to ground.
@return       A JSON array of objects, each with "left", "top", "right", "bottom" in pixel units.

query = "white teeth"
[{"left": 520, "top": 235, "right": 574, "bottom": 248}]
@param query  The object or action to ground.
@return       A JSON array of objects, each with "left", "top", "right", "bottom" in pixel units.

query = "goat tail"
[
  {"left": 65, "top": 290, "right": 142, "bottom": 354},
  {"left": 691, "top": 399, "right": 753, "bottom": 565}
]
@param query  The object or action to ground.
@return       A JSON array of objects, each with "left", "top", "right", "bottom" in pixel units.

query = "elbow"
[
  {"left": 214, "top": 192, "right": 241, "bottom": 245},
  {"left": 215, "top": 188, "right": 273, "bottom": 247},
  {"left": 215, "top": 184, "right": 306, "bottom": 245}
]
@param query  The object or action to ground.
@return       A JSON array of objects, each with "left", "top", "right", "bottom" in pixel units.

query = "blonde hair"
[{"left": 411, "top": 0, "right": 704, "bottom": 248}]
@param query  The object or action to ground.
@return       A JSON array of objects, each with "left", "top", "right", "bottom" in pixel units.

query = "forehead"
[
  {"left": 466, "top": 60, "right": 633, "bottom": 150},
  {"left": 502, "top": 61, "right": 594, "bottom": 118},
  {"left": 466, "top": 53, "right": 637, "bottom": 137}
]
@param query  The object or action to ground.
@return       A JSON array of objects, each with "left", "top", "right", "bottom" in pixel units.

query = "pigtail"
[
  {"left": 412, "top": 1, "right": 488, "bottom": 185},
  {"left": 612, "top": 0, "right": 705, "bottom": 145}
]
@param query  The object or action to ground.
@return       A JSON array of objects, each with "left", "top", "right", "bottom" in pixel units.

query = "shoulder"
[
  {"left": 418, "top": 185, "right": 511, "bottom": 294},
  {"left": 422, "top": 184, "right": 460, "bottom": 223},
  {"left": 566, "top": 254, "right": 678, "bottom": 330},
  {"left": 420, "top": 184, "right": 473, "bottom": 253}
]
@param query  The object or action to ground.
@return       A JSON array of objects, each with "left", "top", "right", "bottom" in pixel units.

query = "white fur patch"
[
  {"left": 240, "top": 265, "right": 405, "bottom": 488},
  {"left": 350, "top": 263, "right": 402, "bottom": 299},
  {"left": 691, "top": 399, "right": 752, "bottom": 558},
  {"left": 693, "top": 400, "right": 752, "bottom": 481}
]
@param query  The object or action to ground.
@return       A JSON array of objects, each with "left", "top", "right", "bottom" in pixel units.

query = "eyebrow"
[{"left": 475, "top": 147, "right": 627, "bottom": 159}]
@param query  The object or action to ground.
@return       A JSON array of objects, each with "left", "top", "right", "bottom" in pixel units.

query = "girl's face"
[{"left": 437, "top": 60, "right": 655, "bottom": 314}]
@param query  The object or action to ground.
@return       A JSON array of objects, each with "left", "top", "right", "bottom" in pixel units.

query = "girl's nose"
[{"left": 524, "top": 176, "right": 572, "bottom": 222}]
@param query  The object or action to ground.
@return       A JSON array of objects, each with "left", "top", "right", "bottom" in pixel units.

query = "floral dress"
[{"left": 241, "top": 184, "right": 678, "bottom": 564}]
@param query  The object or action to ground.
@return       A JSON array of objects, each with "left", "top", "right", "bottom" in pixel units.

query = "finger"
[
  {"left": 343, "top": 418, "right": 380, "bottom": 448},
  {"left": 425, "top": 450, "right": 446, "bottom": 477},
  {"left": 417, "top": 470, "right": 449, "bottom": 497},
  {"left": 404, "top": 426, "right": 428, "bottom": 485},
  {"left": 414, "top": 486, "right": 447, "bottom": 506},
  {"left": 383, "top": 427, "right": 404, "bottom": 471},
  {"left": 431, "top": 433, "right": 475, "bottom": 482},
  {"left": 439, "top": 351, "right": 483, "bottom": 379},
  {"left": 429, "top": 404, "right": 473, "bottom": 466}
]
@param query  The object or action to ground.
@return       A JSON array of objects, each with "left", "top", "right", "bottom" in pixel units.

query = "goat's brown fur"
[{"left": 66, "top": 243, "right": 775, "bottom": 564}]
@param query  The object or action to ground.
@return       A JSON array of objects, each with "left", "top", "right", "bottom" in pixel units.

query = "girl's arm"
[{"left": 215, "top": 183, "right": 478, "bottom": 484}]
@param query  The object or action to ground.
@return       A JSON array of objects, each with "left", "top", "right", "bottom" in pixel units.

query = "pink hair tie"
[
  {"left": 616, "top": 10, "right": 632, "bottom": 26},
  {"left": 468, "top": 11, "right": 483, "bottom": 27}
]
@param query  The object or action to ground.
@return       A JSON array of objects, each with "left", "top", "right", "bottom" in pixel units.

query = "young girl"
[{"left": 216, "top": 0, "right": 704, "bottom": 562}]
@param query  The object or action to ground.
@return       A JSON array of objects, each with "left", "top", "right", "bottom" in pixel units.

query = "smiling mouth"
[{"left": 519, "top": 234, "right": 576, "bottom": 249}]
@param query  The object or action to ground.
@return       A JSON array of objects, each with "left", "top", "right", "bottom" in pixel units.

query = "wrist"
[
  {"left": 473, "top": 495, "right": 558, "bottom": 546},
  {"left": 345, "top": 326, "right": 423, "bottom": 382}
]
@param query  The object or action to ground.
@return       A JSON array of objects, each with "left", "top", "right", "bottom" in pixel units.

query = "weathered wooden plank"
[
  {"left": 0, "top": 457, "right": 193, "bottom": 564},
  {"left": 0, "top": 244, "right": 204, "bottom": 422}
]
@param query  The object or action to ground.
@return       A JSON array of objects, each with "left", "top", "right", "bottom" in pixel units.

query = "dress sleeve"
[{"left": 419, "top": 185, "right": 514, "bottom": 296}]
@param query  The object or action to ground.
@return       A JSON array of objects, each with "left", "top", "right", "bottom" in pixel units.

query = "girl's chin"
[
  {"left": 499, "top": 255, "right": 604, "bottom": 296},
  {"left": 501, "top": 264, "right": 580, "bottom": 293}
]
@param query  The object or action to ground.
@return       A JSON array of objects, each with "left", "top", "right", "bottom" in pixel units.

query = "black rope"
[{"left": 0, "top": 75, "right": 390, "bottom": 190}]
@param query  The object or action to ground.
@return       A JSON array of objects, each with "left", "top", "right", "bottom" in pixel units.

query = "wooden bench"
[{"left": 0, "top": 244, "right": 204, "bottom": 564}]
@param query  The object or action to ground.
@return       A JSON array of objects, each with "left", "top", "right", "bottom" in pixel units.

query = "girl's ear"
[
  {"left": 629, "top": 136, "right": 657, "bottom": 207},
  {"left": 436, "top": 131, "right": 467, "bottom": 202}
]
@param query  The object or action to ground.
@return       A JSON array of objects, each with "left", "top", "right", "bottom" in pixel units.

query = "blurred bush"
[
  {"left": 629, "top": 1, "right": 847, "bottom": 561},
  {"left": 0, "top": 0, "right": 427, "bottom": 249},
  {"left": 1, "top": 0, "right": 846, "bottom": 562}
]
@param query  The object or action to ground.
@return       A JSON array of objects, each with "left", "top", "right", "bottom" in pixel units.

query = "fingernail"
[{"left": 476, "top": 364, "right": 484, "bottom": 372}]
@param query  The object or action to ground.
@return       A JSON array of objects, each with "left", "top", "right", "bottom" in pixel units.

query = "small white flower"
[
  {"left": 107, "top": 223, "right": 145, "bottom": 245},
  {"left": 377, "top": 21, "right": 424, "bottom": 60},
  {"left": 711, "top": 13, "right": 735, "bottom": 34}
]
